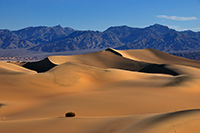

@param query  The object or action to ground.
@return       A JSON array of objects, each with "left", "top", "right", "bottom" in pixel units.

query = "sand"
[{"left": 1, "top": 48, "right": 200, "bottom": 132}]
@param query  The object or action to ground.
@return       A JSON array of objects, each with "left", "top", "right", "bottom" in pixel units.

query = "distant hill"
[
  {"left": 0, "top": 25, "right": 75, "bottom": 50},
  {"left": 1, "top": 24, "right": 200, "bottom": 60},
  {"left": 170, "top": 51, "right": 200, "bottom": 61}
]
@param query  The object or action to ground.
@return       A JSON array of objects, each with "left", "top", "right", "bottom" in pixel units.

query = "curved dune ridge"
[
  {"left": 0, "top": 61, "right": 35, "bottom": 74},
  {"left": 1, "top": 48, "right": 200, "bottom": 132},
  {"left": 119, "top": 48, "right": 200, "bottom": 68},
  {"left": 48, "top": 48, "right": 179, "bottom": 76},
  {"left": 22, "top": 48, "right": 180, "bottom": 75}
]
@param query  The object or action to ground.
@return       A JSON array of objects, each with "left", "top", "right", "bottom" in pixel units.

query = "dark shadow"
[
  {"left": 105, "top": 48, "right": 122, "bottom": 56},
  {"left": 23, "top": 58, "right": 57, "bottom": 73},
  {"left": 139, "top": 64, "right": 179, "bottom": 76},
  {"left": 0, "top": 103, "right": 5, "bottom": 108}
]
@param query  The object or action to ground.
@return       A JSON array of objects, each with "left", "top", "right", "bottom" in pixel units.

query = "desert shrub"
[{"left": 65, "top": 112, "right": 76, "bottom": 117}]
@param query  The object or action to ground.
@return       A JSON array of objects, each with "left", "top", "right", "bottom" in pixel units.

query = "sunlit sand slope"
[
  {"left": 0, "top": 109, "right": 200, "bottom": 133},
  {"left": 1, "top": 48, "right": 200, "bottom": 132}
]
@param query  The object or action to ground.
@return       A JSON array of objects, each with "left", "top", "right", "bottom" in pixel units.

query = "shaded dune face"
[
  {"left": 23, "top": 58, "right": 57, "bottom": 73},
  {"left": 23, "top": 48, "right": 179, "bottom": 76},
  {"left": 139, "top": 64, "right": 179, "bottom": 76},
  {"left": 104, "top": 48, "right": 179, "bottom": 76},
  {"left": 105, "top": 48, "right": 123, "bottom": 56}
]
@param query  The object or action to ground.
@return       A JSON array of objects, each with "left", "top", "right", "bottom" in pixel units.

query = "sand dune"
[
  {"left": 1, "top": 48, "right": 200, "bottom": 132},
  {"left": 1, "top": 109, "right": 200, "bottom": 133},
  {"left": 119, "top": 48, "right": 200, "bottom": 68},
  {"left": 49, "top": 48, "right": 150, "bottom": 71},
  {"left": 23, "top": 58, "right": 56, "bottom": 73},
  {"left": 49, "top": 48, "right": 179, "bottom": 75},
  {"left": 0, "top": 61, "right": 35, "bottom": 74}
]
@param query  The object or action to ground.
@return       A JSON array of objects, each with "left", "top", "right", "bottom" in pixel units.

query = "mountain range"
[{"left": 1, "top": 24, "right": 200, "bottom": 60}]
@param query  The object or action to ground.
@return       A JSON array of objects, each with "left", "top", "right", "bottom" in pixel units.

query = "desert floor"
[{"left": 1, "top": 48, "right": 200, "bottom": 133}]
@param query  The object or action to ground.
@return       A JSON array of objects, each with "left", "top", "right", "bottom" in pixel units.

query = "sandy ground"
[{"left": 1, "top": 48, "right": 200, "bottom": 132}]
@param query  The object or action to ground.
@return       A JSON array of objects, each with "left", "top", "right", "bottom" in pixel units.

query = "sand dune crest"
[
  {"left": 48, "top": 48, "right": 180, "bottom": 76},
  {"left": 119, "top": 48, "right": 200, "bottom": 68},
  {"left": 0, "top": 62, "right": 35, "bottom": 74}
]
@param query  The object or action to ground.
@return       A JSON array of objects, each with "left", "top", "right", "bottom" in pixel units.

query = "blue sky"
[{"left": 0, "top": 0, "right": 200, "bottom": 31}]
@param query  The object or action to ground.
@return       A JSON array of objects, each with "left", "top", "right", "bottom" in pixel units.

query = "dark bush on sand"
[{"left": 65, "top": 112, "right": 76, "bottom": 117}]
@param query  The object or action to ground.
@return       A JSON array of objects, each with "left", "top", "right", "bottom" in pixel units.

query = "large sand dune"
[{"left": 1, "top": 48, "right": 200, "bottom": 132}]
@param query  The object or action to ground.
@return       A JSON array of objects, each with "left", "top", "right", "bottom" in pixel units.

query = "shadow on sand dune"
[
  {"left": 22, "top": 48, "right": 180, "bottom": 76},
  {"left": 139, "top": 64, "right": 179, "bottom": 76},
  {"left": 23, "top": 58, "right": 57, "bottom": 73}
]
